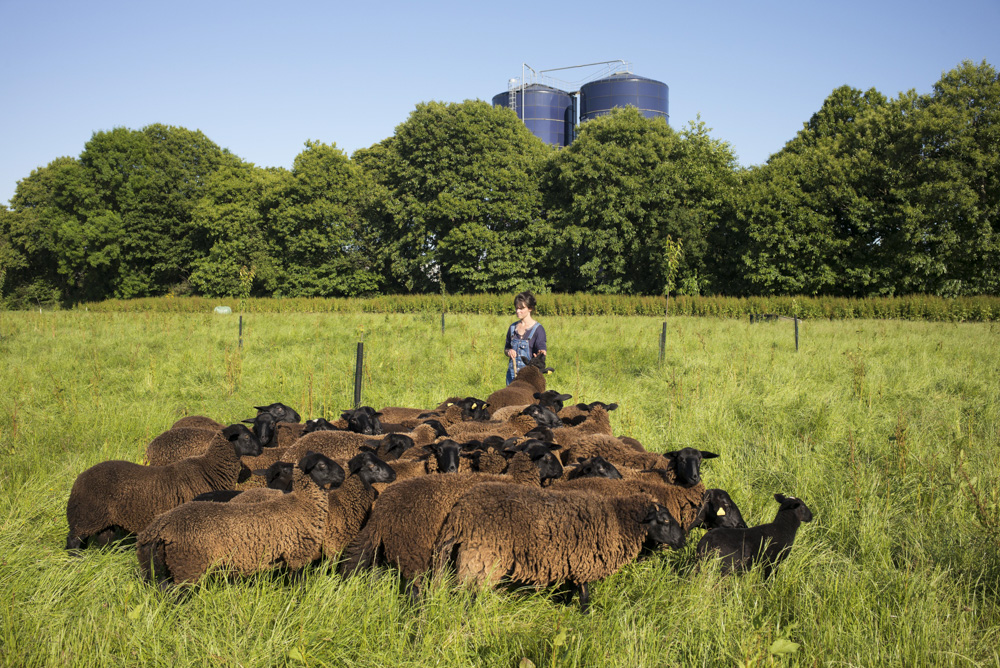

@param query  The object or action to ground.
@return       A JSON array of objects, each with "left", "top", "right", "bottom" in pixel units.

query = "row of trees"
[{"left": 2, "top": 60, "right": 997, "bottom": 306}]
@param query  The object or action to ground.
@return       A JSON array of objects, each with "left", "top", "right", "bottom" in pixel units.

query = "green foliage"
[
  {"left": 78, "top": 124, "right": 231, "bottom": 298},
  {"left": 364, "top": 100, "right": 552, "bottom": 293},
  {"left": 268, "top": 140, "right": 383, "bottom": 297},
  {"left": 544, "top": 108, "right": 739, "bottom": 294}
]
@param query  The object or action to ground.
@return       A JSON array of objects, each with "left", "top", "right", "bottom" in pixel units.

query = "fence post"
[
  {"left": 441, "top": 312, "right": 445, "bottom": 335},
  {"left": 354, "top": 342, "right": 364, "bottom": 408},
  {"left": 794, "top": 317, "right": 799, "bottom": 351},
  {"left": 239, "top": 315, "right": 243, "bottom": 349}
]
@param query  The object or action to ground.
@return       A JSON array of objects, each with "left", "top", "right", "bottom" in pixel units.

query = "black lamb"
[{"left": 696, "top": 493, "right": 812, "bottom": 577}]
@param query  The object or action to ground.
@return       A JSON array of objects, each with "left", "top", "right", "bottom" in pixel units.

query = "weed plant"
[{"left": 0, "top": 311, "right": 998, "bottom": 666}]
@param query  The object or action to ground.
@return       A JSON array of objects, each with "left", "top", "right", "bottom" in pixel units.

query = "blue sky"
[{"left": 2, "top": 0, "right": 998, "bottom": 206}]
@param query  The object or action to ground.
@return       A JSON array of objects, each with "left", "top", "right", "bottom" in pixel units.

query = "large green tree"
[
  {"left": 4, "top": 156, "right": 118, "bottom": 304},
  {"left": 543, "top": 107, "right": 739, "bottom": 294},
  {"left": 79, "top": 124, "right": 230, "bottom": 298},
  {"left": 359, "top": 100, "right": 551, "bottom": 293},
  {"left": 187, "top": 157, "right": 289, "bottom": 297},
  {"left": 892, "top": 60, "right": 1000, "bottom": 294},
  {"left": 267, "top": 141, "right": 383, "bottom": 297}
]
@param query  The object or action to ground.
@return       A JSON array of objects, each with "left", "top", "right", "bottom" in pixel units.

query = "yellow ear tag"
[
  {"left": 471, "top": 403, "right": 478, "bottom": 409},
  {"left": 446, "top": 403, "right": 454, "bottom": 407},
  {"left": 716, "top": 508, "right": 726, "bottom": 516}
]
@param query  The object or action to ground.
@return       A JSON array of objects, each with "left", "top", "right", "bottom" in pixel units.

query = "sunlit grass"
[{"left": 1, "top": 311, "right": 998, "bottom": 666}]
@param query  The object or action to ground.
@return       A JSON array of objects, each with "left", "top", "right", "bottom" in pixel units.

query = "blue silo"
[
  {"left": 493, "top": 84, "right": 574, "bottom": 147},
  {"left": 579, "top": 72, "right": 669, "bottom": 124}
]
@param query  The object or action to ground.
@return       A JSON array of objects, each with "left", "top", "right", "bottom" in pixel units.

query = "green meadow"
[{"left": 1, "top": 310, "right": 998, "bottom": 667}]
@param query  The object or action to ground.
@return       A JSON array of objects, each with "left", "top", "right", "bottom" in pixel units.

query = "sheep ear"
[
  {"left": 533, "top": 392, "right": 542, "bottom": 400},
  {"left": 664, "top": 450, "right": 678, "bottom": 459},
  {"left": 774, "top": 493, "right": 787, "bottom": 503},
  {"left": 557, "top": 393, "right": 572, "bottom": 401},
  {"left": 251, "top": 468, "right": 269, "bottom": 476},
  {"left": 700, "top": 450, "right": 720, "bottom": 459},
  {"left": 605, "top": 403, "right": 619, "bottom": 411},
  {"left": 241, "top": 418, "right": 255, "bottom": 424}
]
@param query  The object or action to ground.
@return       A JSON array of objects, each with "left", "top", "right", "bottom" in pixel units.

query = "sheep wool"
[
  {"left": 553, "top": 474, "right": 706, "bottom": 530},
  {"left": 321, "top": 474, "right": 379, "bottom": 558},
  {"left": 557, "top": 433, "right": 668, "bottom": 470},
  {"left": 170, "top": 416, "right": 225, "bottom": 431},
  {"left": 66, "top": 430, "right": 258, "bottom": 548},
  {"left": 434, "top": 483, "right": 668, "bottom": 589},
  {"left": 341, "top": 452, "right": 540, "bottom": 579},
  {"left": 136, "top": 467, "right": 328, "bottom": 585},
  {"left": 145, "top": 427, "right": 219, "bottom": 466}
]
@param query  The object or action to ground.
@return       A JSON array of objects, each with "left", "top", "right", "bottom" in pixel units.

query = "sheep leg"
[
  {"left": 576, "top": 581, "right": 590, "bottom": 614},
  {"left": 65, "top": 533, "right": 84, "bottom": 553}
]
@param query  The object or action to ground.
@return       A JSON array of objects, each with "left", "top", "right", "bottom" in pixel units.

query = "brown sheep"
[
  {"left": 340, "top": 452, "right": 540, "bottom": 584},
  {"left": 136, "top": 455, "right": 338, "bottom": 586},
  {"left": 66, "top": 426, "right": 263, "bottom": 550},
  {"left": 433, "top": 483, "right": 685, "bottom": 612},
  {"left": 486, "top": 355, "right": 553, "bottom": 413}
]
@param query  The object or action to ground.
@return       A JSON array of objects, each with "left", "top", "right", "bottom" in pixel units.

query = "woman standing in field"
[{"left": 504, "top": 291, "right": 547, "bottom": 385}]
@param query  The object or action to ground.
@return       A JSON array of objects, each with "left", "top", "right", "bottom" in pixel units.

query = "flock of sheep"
[{"left": 65, "top": 354, "right": 813, "bottom": 611}]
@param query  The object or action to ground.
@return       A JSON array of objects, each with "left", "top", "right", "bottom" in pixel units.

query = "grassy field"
[{"left": 0, "top": 310, "right": 998, "bottom": 667}]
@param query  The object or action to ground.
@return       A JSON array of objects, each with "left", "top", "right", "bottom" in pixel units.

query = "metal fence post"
[{"left": 354, "top": 342, "right": 364, "bottom": 408}]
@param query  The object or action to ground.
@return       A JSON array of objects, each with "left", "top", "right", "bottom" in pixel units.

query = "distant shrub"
[{"left": 76, "top": 294, "right": 1000, "bottom": 321}]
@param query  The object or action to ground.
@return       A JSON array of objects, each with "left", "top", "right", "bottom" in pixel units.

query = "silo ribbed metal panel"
[
  {"left": 579, "top": 73, "right": 669, "bottom": 124},
  {"left": 492, "top": 84, "right": 574, "bottom": 147}
]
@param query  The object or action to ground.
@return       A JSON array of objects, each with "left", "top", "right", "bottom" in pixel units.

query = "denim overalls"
[{"left": 506, "top": 322, "right": 540, "bottom": 385}]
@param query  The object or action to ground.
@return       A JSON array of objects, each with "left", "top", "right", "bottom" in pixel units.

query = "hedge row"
[{"left": 73, "top": 294, "right": 1000, "bottom": 321}]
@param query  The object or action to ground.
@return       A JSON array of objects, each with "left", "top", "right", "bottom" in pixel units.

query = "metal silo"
[
  {"left": 492, "top": 83, "right": 574, "bottom": 147},
  {"left": 579, "top": 72, "right": 669, "bottom": 124}
]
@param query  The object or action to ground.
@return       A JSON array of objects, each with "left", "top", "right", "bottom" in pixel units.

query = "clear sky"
[{"left": 2, "top": 0, "right": 998, "bottom": 206}]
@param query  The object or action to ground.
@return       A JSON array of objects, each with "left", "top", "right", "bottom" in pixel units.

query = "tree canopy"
[{"left": 2, "top": 61, "right": 997, "bottom": 307}]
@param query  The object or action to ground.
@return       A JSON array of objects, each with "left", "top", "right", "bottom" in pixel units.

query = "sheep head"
[{"left": 664, "top": 448, "right": 719, "bottom": 487}]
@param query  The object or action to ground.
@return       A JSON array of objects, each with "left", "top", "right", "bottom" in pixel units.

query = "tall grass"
[{"left": 1, "top": 311, "right": 998, "bottom": 666}]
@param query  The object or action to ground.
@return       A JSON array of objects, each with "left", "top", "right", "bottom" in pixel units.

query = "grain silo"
[
  {"left": 492, "top": 83, "right": 574, "bottom": 147},
  {"left": 579, "top": 72, "right": 669, "bottom": 124}
]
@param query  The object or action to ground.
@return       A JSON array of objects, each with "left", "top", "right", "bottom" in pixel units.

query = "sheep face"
[
  {"left": 527, "top": 448, "right": 563, "bottom": 484},
  {"left": 428, "top": 440, "right": 461, "bottom": 474},
  {"left": 775, "top": 494, "right": 813, "bottom": 523},
  {"left": 459, "top": 397, "right": 490, "bottom": 421},
  {"left": 690, "top": 489, "right": 747, "bottom": 530},
  {"left": 641, "top": 504, "right": 686, "bottom": 550},
  {"left": 422, "top": 419, "right": 449, "bottom": 438},
  {"left": 567, "top": 456, "right": 622, "bottom": 481},
  {"left": 370, "top": 433, "right": 413, "bottom": 461},
  {"left": 341, "top": 408, "right": 383, "bottom": 436},
  {"left": 347, "top": 451, "right": 397, "bottom": 485},
  {"left": 521, "top": 405, "right": 563, "bottom": 430},
  {"left": 252, "top": 461, "right": 295, "bottom": 492},
  {"left": 665, "top": 448, "right": 719, "bottom": 487},
  {"left": 523, "top": 426, "right": 555, "bottom": 442},
  {"left": 221, "top": 424, "right": 264, "bottom": 458},
  {"left": 242, "top": 412, "right": 277, "bottom": 447},
  {"left": 533, "top": 391, "right": 573, "bottom": 413},
  {"left": 519, "top": 354, "right": 554, "bottom": 374},
  {"left": 303, "top": 418, "right": 338, "bottom": 434},
  {"left": 255, "top": 402, "right": 301, "bottom": 424},
  {"left": 297, "top": 452, "right": 346, "bottom": 489}
]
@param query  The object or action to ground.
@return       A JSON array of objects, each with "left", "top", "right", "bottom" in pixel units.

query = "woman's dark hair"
[{"left": 514, "top": 291, "right": 536, "bottom": 311}]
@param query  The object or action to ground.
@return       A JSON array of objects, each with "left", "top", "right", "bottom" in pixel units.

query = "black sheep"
[{"left": 696, "top": 493, "right": 812, "bottom": 577}]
